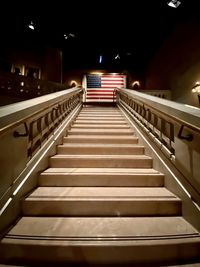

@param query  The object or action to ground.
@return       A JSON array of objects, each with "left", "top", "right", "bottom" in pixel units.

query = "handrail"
[
  {"left": 116, "top": 88, "right": 200, "bottom": 210},
  {"left": 0, "top": 88, "right": 83, "bottom": 137},
  {"left": 116, "top": 88, "right": 200, "bottom": 134}
]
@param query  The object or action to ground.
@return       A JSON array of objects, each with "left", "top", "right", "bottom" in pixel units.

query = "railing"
[
  {"left": 138, "top": 89, "right": 171, "bottom": 100},
  {"left": 0, "top": 87, "right": 83, "bottom": 232},
  {"left": 116, "top": 88, "right": 200, "bottom": 199},
  {"left": 0, "top": 88, "right": 83, "bottom": 158}
]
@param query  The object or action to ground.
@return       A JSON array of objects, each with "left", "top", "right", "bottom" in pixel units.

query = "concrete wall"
[
  {"left": 146, "top": 20, "right": 200, "bottom": 108},
  {"left": 43, "top": 48, "right": 62, "bottom": 83}
]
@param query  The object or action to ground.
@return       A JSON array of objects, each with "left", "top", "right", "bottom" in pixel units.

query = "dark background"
[{"left": 1, "top": 0, "right": 200, "bottom": 73}]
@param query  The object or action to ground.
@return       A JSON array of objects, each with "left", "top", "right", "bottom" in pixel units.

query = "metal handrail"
[
  {"left": 0, "top": 88, "right": 83, "bottom": 137},
  {"left": 116, "top": 88, "right": 200, "bottom": 134}
]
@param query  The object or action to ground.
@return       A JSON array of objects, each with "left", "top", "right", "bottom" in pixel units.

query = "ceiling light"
[
  {"left": 99, "top": 55, "right": 103, "bottom": 64},
  {"left": 64, "top": 33, "right": 75, "bottom": 40},
  {"left": 28, "top": 21, "right": 35, "bottom": 30},
  {"left": 115, "top": 54, "right": 120, "bottom": 60},
  {"left": 69, "top": 33, "right": 75, "bottom": 38},
  {"left": 167, "top": 0, "right": 181, "bottom": 8}
]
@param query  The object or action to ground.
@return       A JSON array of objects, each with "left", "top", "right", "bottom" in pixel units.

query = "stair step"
[
  {"left": 76, "top": 116, "right": 126, "bottom": 120},
  {"left": 63, "top": 135, "right": 139, "bottom": 144},
  {"left": 67, "top": 129, "right": 134, "bottom": 135},
  {"left": 22, "top": 187, "right": 181, "bottom": 216},
  {"left": 79, "top": 108, "right": 122, "bottom": 114},
  {"left": 1, "top": 217, "right": 199, "bottom": 264},
  {"left": 81, "top": 109, "right": 119, "bottom": 112},
  {"left": 78, "top": 114, "right": 123, "bottom": 117},
  {"left": 72, "top": 124, "right": 130, "bottom": 129},
  {"left": 50, "top": 155, "right": 152, "bottom": 168},
  {"left": 3, "top": 216, "right": 196, "bottom": 239},
  {"left": 75, "top": 120, "right": 128, "bottom": 124},
  {"left": 79, "top": 113, "right": 122, "bottom": 116},
  {"left": 57, "top": 144, "right": 144, "bottom": 155},
  {"left": 39, "top": 168, "right": 164, "bottom": 187}
]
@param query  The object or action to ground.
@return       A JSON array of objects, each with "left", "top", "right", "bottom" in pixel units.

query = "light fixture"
[
  {"left": 90, "top": 72, "right": 104, "bottom": 75},
  {"left": 132, "top": 81, "right": 140, "bottom": 89},
  {"left": 28, "top": 21, "right": 35, "bottom": 30},
  {"left": 114, "top": 54, "right": 120, "bottom": 60},
  {"left": 167, "top": 0, "right": 181, "bottom": 8},
  {"left": 192, "top": 82, "right": 200, "bottom": 93},
  {"left": 99, "top": 55, "right": 103, "bottom": 64},
  {"left": 64, "top": 33, "right": 75, "bottom": 40},
  {"left": 192, "top": 82, "right": 200, "bottom": 106},
  {"left": 70, "top": 80, "right": 78, "bottom": 87}
]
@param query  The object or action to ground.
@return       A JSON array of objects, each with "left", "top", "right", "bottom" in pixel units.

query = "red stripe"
[
  {"left": 87, "top": 90, "right": 115, "bottom": 92},
  {"left": 87, "top": 96, "right": 115, "bottom": 99},
  {"left": 101, "top": 76, "right": 124, "bottom": 78},
  {"left": 87, "top": 94, "right": 115, "bottom": 97},
  {"left": 101, "top": 85, "right": 123, "bottom": 88}
]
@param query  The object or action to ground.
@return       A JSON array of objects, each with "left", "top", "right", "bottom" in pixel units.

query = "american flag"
[
  {"left": 85, "top": 74, "right": 126, "bottom": 102},
  {"left": 87, "top": 74, "right": 125, "bottom": 88}
]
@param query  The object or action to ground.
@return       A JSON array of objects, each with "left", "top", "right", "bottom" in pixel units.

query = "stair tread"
[
  {"left": 58, "top": 144, "right": 143, "bottom": 148},
  {"left": 25, "top": 187, "right": 178, "bottom": 199},
  {"left": 51, "top": 154, "right": 151, "bottom": 159},
  {"left": 64, "top": 135, "right": 137, "bottom": 138},
  {"left": 42, "top": 167, "right": 162, "bottom": 174},
  {"left": 78, "top": 116, "right": 123, "bottom": 118},
  {"left": 3, "top": 217, "right": 198, "bottom": 240},
  {"left": 74, "top": 120, "right": 128, "bottom": 124},
  {"left": 76, "top": 117, "right": 124, "bottom": 119},
  {"left": 68, "top": 129, "right": 133, "bottom": 133},
  {"left": 72, "top": 124, "right": 130, "bottom": 128}
]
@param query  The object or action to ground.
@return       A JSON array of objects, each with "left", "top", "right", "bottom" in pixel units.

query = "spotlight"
[
  {"left": 28, "top": 21, "right": 35, "bottom": 30},
  {"left": 114, "top": 54, "right": 120, "bottom": 60},
  {"left": 99, "top": 55, "right": 103, "bottom": 64},
  {"left": 64, "top": 33, "right": 75, "bottom": 40},
  {"left": 167, "top": 0, "right": 181, "bottom": 8}
]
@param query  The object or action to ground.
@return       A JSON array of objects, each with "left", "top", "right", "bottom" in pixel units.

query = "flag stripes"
[{"left": 85, "top": 74, "right": 125, "bottom": 102}]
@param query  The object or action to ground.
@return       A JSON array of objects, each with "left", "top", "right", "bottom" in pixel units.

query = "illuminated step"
[
  {"left": 63, "top": 135, "right": 139, "bottom": 144},
  {"left": 22, "top": 187, "right": 181, "bottom": 216},
  {"left": 50, "top": 154, "right": 152, "bottom": 168},
  {"left": 39, "top": 168, "right": 164, "bottom": 187}
]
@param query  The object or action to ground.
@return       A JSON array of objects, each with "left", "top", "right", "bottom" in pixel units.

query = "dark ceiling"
[{"left": 1, "top": 0, "right": 200, "bottom": 72}]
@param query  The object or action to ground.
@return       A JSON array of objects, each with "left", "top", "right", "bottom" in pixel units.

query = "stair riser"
[
  {"left": 79, "top": 110, "right": 121, "bottom": 114},
  {"left": 78, "top": 115, "right": 123, "bottom": 118},
  {"left": 67, "top": 130, "right": 134, "bottom": 135},
  {"left": 22, "top": 200, "right": 181, "bottom": 216},
  {"left": 75, "top": 120, "right": 128, "bottom": 124},
  {"left": 1, "top": 241, "right": 200, "bottom": 265},
  {"left": 57, "top": 146, "right": 144, "bottom": 155},
  {"left": 77, "top": 116, "right": 124, "bottom": 122},
  {"left": 72, "top": 125, "right": 130, "bottom": 129},
  {"left": 63, "top": 137, "right": 138, "bottom": 144},
  {"left": 39, "top": 174, "right": 164, "bottom": 187},
  {"left": 50, "top": 158, "right": 152, "bottom": 168}
]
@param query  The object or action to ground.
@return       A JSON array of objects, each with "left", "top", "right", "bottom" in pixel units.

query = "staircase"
[{"left": 0, "top": 106, "right": 200, "bottom": 266}]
